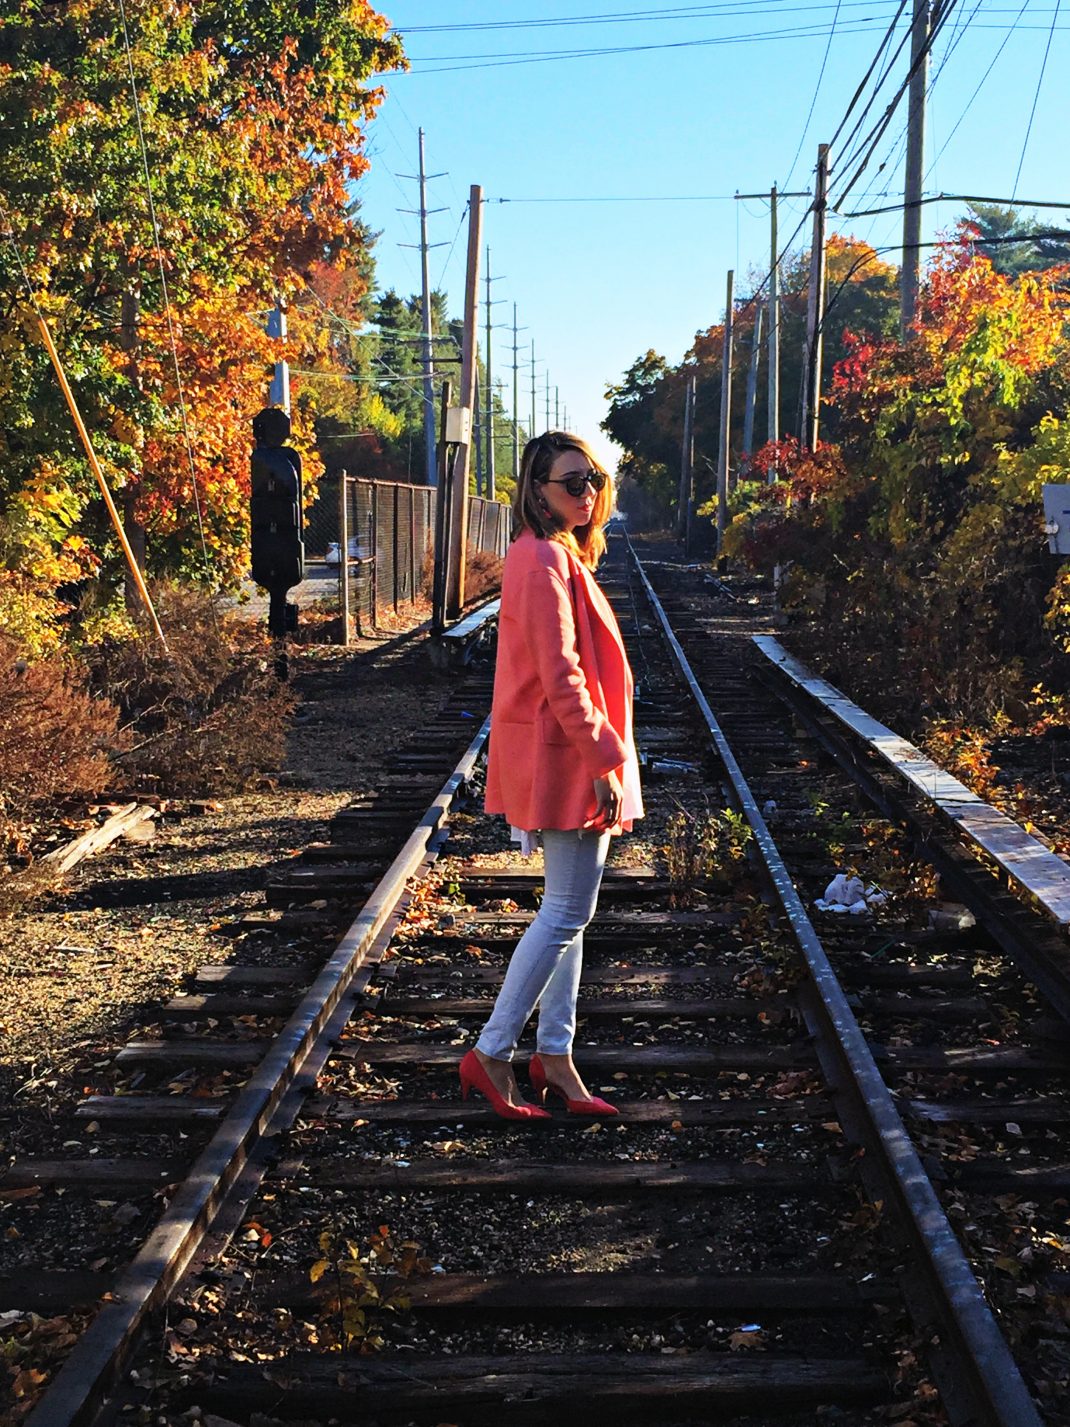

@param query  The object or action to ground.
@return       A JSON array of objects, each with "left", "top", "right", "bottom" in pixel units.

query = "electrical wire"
[
  {"left": 391, "top": 0, "right": 892, "bottom": 32},
  {"left": 1013, "top": 0, "right": 1059, "bottom": 198},
  {"left": 116, "top": 0, "right": 213, "bottom": 593},
  {"left": 395, "top": 14, "right": 908, "bottom": 74},
  {"left": 784, "top": 0, "right": 845, "bottom": 189},
  {"left": 924, "top": 0, "right": 1031, "bottom": 181},
  {"left": 830, "top": 0, "right": 963, "bottom": 211}
]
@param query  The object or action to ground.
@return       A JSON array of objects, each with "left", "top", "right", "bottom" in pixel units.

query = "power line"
[
  {"left": 391, "top": 1, "right": 895, "bottom": 33},
  {"left": 924, "top": 0, "right": 1031, "bottom": 181},
  {"left": 1013, "top": 0, "right": 1061, "bottom": 199},
  {"left": 784, "top": 0, "right": 845, "bottom": 189}
]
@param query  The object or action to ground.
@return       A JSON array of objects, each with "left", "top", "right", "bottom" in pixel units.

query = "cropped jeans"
[{"left": 476, "top": 827, "right": 611, "bottom": 1060}]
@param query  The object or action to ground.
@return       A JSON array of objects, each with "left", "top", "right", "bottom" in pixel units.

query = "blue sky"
[{"left": 356, "top": 2, "right": 1068, "bottom": 469}]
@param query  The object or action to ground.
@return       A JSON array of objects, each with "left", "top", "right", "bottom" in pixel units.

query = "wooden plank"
[
  {"left": 335, "top": 1043, "right": 813, "bottom": 1071},
  {"left": 2, "top": 1158, "right": 186, "bottom": 1190},
  {"left": 114, "top": 1040, "right": 269, "bottom": 1069},
  {"left": 76, "top": 1096, "right": 228, "bottom": 1124},
  {"left": 0, "top": 1272, "right": 110, "bottom": 1311},
  {"left": 271, "top": 1270, "right": 885, "bottom": 1314},
  {"left": 838, "top": 963, "right": 973, "bottom": 989},
  {"left": 755, "top": 635, "right": 1070, "bottom": 927},
  {"left": 382, "top": 964, "right": 740, "bottom": 987},
  {"left": 42, "top": 803, "right": 156, "bottom": 874},
  {"left": 950, "top": 1161, "right": 1070, "bottom": 1194},
  {"left": 284, "top": 1157, "right": 824, "bottom": 1193},
  {"left": 203, "top": 1353, "right": 888, "bottom": 1424},
  {"left": 161, "top": 994, "right": 297, "bottom": 1019},
  {"left": 195, "top": 965, "right": 311, "bottom": 987},
  {"left": 909, "top": 1097, "right": 1070, "bottom": 1125},
  {"left": 878, "top": 1046, "right": 1070, "bottom": 1074},
  {"left": 376, "top": 995, "right": 792, "bottom": 1020},
  {"left": 302, "top": 1096, "right": 831, "bottom": 1127}
]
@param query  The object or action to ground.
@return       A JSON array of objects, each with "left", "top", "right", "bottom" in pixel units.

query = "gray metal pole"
[
  {"left": 446, "top": 185, "right": 482, "bottom": 621},
  {"left": 513, "top": 305, "right": 521, "bottom": 481},
  {"left": 901, "top": 0, "right": 930, "bottom": 335},
  {"left": 555, "top": 386, "right": 560, "bottom": 428},
  {"left": 530, "top": 340, "right": 537, "bottom": 438},
  {"left": 474, "top": 369, "right": 483, "bottom": 498},
  {"left": 338, "top": 471, "right": 350, "bottom": 646},
  {"left": 743, "top": 305, "right": 763, "bottom": 457},
  {"left": 802, "top": 144, "right": 829, "bottom": 451},
  {"left": 545, "top": 373, "right": 551, "bottom": 431},
  {"left": 418, "top": 130, "right": 437, "bottom": 487},
  {"left": 716, "top": 269, "right": 734, "bottom": 571},
  {"left": 485, "top": 246, "right": 496, "bottom": 501},
  {"left": 768, "top": 185, "right": 779, "bottom": 479},
  {"left": 267, "top": 300, "right": 289, "bottom": 412}
]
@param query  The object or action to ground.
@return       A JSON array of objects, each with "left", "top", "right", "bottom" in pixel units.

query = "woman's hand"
[{"left": 584, "top": 769, "right": 625, "bottom": 832}]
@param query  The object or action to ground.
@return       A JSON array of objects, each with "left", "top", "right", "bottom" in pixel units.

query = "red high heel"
[
  {"left": 459, "top": 1050, "right": 551, "bottom": 1122},
  {"left": 529, "top": 1053, "right": 619, "bottom": 1116}
]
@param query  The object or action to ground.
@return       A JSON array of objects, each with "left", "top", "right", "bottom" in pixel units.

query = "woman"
[{"left": 458, "top": 430, "right": 644, "bottom": 1121}]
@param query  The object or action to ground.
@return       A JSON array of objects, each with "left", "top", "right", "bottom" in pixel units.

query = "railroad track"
[{"left": 4, "top": 532, "right": 1067, "bottom": 1426}]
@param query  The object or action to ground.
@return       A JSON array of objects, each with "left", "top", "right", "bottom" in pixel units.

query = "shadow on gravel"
[{"left": 69, "top": 865, "right": 270, "bottom": 910}]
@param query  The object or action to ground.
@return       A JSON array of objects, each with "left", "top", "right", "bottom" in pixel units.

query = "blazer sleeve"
[{"left": 522, "top": 563, "right": 629, "bottom": 778}]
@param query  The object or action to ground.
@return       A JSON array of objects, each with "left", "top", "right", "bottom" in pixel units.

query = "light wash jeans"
[{"left": 475, "top": 828, "right": 611, "bottom": 1060}]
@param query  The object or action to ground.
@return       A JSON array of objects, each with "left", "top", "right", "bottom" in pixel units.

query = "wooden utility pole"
[
  {"left": 801, "top": 144, "right": 829, "bottom": 451},
  {"left": 901, "top": 0, "right": 930, "bottom": 335},
  {"left": 742, "top": 305, "right": 763, "bottom": 457},
  {"left": 676, "top": 374, "right": 694, "bottom": 542},
  {"left": 445, "top": 185, "right": 482, "bottom": 621},
  {"left": 734, "top": 186, "right": 809, "bottom": 479},
  {"left": 716, "top": 269, "right": 734, "bottom": 571}
]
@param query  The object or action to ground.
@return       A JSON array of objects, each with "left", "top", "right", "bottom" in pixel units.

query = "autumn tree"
[{"left": 0, "top": 0, "right": 404, "bottom": 646}]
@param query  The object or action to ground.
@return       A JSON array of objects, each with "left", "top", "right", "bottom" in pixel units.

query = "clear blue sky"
[{"left": 355, "top": 1, "right": 1068, "bottom": 470}]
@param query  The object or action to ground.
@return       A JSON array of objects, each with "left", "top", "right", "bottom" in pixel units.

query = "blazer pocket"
[{"left": 537, "top": 714, "right": 573, "bottom": 746}]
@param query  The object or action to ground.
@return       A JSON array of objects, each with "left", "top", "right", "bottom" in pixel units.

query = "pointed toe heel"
[
  {"left": 459, "top": 1050, "right": 551, "bottom": 1122},
  {"left": 529, "top": 1053, "right": 619, "bottom": 1117}
]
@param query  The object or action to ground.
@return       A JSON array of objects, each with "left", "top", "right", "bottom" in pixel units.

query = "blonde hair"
[{"left": 512, "top": 431, "right": 614, "bottom": 569}]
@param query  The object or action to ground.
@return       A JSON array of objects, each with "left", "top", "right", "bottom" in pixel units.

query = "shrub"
[
  {"left": 86, "top": 584, "right": 296, "bottom": 795},
  {"left": 0, "top": 633, "right": 121, "bottom": 856}
]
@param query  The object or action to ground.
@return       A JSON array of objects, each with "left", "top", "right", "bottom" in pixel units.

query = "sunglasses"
[{"left": 540, "top": 469, "right": 608, "bottom": 498}]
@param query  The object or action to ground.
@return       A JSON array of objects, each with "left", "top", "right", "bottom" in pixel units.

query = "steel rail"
[
  {"left": 27, "top": 718, "right": 491, "bottom": 1427},
  {"left": 622, "top": 534, "right": 1043, "bottom": 1427}
]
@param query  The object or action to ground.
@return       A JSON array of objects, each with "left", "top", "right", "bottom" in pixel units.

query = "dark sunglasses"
[{"left": 540, "top": 469, "right": 608, "bottom": 498}]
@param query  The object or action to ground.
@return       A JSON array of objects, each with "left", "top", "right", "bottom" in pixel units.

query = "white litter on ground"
[{"left": 815, "top": 872, "right": 890, "bottom": 915}]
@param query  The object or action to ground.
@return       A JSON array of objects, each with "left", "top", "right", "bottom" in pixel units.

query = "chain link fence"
[{"left": 306, "top": 474, "right": 509, "bottom": 637}]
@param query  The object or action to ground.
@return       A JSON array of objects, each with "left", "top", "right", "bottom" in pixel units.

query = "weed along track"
[{"left": 5, "top": 533, "right": 1067, "bottom": 1426}]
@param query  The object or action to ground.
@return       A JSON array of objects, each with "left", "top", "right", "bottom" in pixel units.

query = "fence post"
[
  {"left": 409, "top": 485, "right": 416, "bottom": 605},
  {"left": 393, "top": 482, "right": 400, "bottom": 614},
  {"left": 370, "top": 483, "right": 378, "bottom": 631},
  {"left": 338, "top": 469, "right": 351, "bottom": 647}
]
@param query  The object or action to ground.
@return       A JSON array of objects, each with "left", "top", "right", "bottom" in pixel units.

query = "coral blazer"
[{"left": 485, "top": 528, "right": 643, "bottom": 834}]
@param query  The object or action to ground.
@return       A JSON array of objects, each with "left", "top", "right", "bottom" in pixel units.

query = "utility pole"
[
  {"left": 742, "top": 306, "right": 763, "bottom": 457},
  {"left": 446, "top": 185, "right": 482, "bottom": 621},
  {"left": 734, "top": 186, "right": 808, "bottom": 479},
  {"left": 511, "top": 304, "right": 525, "bottom": 481},
  {"left": 399, "top": 130, "right": 447, "bottom": 486},
  {"left": 530, "top": 340, "right": 537, "bottom": 438},
  {"left": 544, "top": 372, "right": 552, "bottom": 432},
  {"left": 801, "top": 144, "right": 829, "bottom": 451},
  {"left": 677, "top": 372, "right": 695, "bottom": 543},
  {"left": 555, "top": 386, "right": 560, "bottom": 428},
  {"left": 901, "top": 0, "right": 930, "bottom": 335},
  {"left": 484, "top": 245, "right": 504, "bottom": 501},
  {"left": 716, "top": 269, "right": 734, "bottom": 571},
  {"left": 474, "top": 369, "right": 483, "bottom": 497}
]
